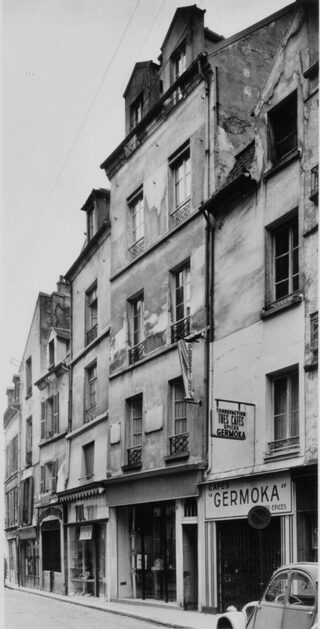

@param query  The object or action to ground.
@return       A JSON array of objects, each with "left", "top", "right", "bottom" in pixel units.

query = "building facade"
[
  {"left": 4, "top": 0, "right": 318, "bottom": 616},
  {"left": 4, "top": 375, "right": 21, "bottom": 585}
]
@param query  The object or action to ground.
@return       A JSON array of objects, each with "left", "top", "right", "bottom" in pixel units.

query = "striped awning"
[{"left": 58, "top": 486, "right": 105, "bottom": 503}]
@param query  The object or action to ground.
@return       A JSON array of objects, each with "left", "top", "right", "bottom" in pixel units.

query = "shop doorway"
[
  {"left": 69, "top": 524, "right": 106, "bottom": 597},
  {"left": 217, "top": 517, "right": 281, "bottom": 612},
  {"left": 183, "top": 524, "right": 198, "bottom": 609},
  {"left": 130, "top": 503, "right": 176, "bottom": 602}
]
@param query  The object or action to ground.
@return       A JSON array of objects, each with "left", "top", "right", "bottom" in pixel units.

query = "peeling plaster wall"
[
  {"left": 207, "top": 11, "right": 294, "bottom": 189},
  {"left": 110, "top": 216, "right": 205, "bottom": 374},
  {"left": 71, "top": 336, "right": 109, "bottom": 431},
  {"left": 110, "top": 84, "right": 206, "bottom": 275}
]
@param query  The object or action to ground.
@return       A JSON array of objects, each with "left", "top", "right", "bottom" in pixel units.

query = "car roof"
[{"left": 274, "top": 563, "right": 318, "bottom": 580}]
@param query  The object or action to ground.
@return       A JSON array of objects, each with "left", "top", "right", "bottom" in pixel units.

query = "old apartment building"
[{"left": 4, "top": 0, "right": 318, "bottom": 615}]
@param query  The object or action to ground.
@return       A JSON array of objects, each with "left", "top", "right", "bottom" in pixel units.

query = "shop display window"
[{"left": 68, "top": 525, "right": 106, "bottom": 598}]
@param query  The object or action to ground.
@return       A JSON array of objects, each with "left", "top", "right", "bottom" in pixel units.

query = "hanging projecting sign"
[
  {"left": 205, "top": 472, "right": 292, "bottom": 520},
  {"left": 211, "top": 399, "right": 256, "bottom": 471},
  {"left": 177, "top": 339, "right": 194, "bottom": 400}
]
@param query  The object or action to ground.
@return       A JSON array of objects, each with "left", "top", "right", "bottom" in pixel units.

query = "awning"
[
  {"left": 105, "top": 466, "right": 204, "bottom": 507},
  {"left": 58, "top": 486, "right": 105, "bottom": 503}
]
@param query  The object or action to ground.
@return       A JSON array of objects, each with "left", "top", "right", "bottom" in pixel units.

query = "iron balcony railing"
[
  {"left": 268, "top": 435, "right": 299, "bottom": 454},
  {"left": 128, "top": 340, "right": 144, "bottom": 365},
  {"left": 86, "top": 324, "right": 98, "bottom": 345},
  {"left": 311, "top": 164, "right": 318, "bottom": 199},
  {"left": 84, "top": 404, "right": 97, "bottom": 424},
  {"left": 171, "top": 316, "right": 190, "bottom": 343},
  {"left": 169, "top": 432, "right": 189, "bottom": 456},
  {"left": 127, "top": 445, "right": 142, "bottom": 467},
  {"left": 129, "top": 236, "right": 145, "bottom": 260}
]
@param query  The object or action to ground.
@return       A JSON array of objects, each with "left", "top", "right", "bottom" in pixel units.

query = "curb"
[{"left": 5, "top": 584, "right": 202, "bottom": 629}]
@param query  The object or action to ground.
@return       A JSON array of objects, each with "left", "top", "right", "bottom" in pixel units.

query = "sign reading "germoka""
[
  {"left": 211, "top": 399, "right": 255, "bottom": 441},
  {"left": 205, "top": 472, "right": 292, "bottom": 519}
]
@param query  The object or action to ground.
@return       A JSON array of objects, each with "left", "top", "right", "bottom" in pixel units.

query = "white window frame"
[
  {"left": 272, "top": 217, "right": 299, "bottom": 301},
  {"left": 129, "top": 189, "right": 144, "bottom": 246},
  {"left": 169, "top": 143, "right": 191, "bottom": 210},
  {"left": 269, "top": 368, "right": 299, "bottom": 453}
]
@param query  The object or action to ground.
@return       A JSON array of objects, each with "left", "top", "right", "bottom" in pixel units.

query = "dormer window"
[
  {"left": 48, "top": 339, "right": 55, "bottom": 368},
  {"left": 87, "top": 204, "right": 95, "bottom": 241},
  {"left": 171, "top": 42, "right": 186, "bottom": 104},
  {"left": 130, "top": 92, "right": 143, "bottom": 130}
]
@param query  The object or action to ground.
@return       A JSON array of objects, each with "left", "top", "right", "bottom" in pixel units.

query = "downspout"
[{"left": 65, "top": 280, "right": 72, "bottom": 489}]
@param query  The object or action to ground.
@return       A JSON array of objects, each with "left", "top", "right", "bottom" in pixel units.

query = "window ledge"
[
  {"left": 264, "top": 447, "right": 300, "bottom": 462},
  {"left": 263, "top": 148, "right": 300, "bottom": 180},
  {"left": 260, "top": 293, "right": 303, "bottom": 319},
  {"left": 39, "top": 430, "right": 67, "bottom": 447},
  {"left": 122, "top": 463, "right": 142, "bottom": 472},
  {"left": 66, "top": 412, "right": 108, "bottom": 440},
  {"left": 164, "top": 451, "right": 190, "bottom": 463}
]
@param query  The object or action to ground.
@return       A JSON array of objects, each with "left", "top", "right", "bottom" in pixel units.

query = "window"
[
  {"left": 84, "top": 362, "right": 97, "bottom": 423},
  {"left": 22, "top": 476, "right": 34, "bottom": 525},
  {"left": 40, "top": 394, "right": 59, "bottom": 440},
  {"left": 171, "top": 42, "right": 186, "bottom": 104},
  {"left": 310, "top": 164, "right": 318, "bottom": 200},
  {"left": 128, "top": 188, "right": 144, "bottom": 256},
  {"left": 86, "top": 284, "right": 98, "bottom": 345},
  {"left": 48, "top": 339, "right": 55, "bottom": 368},
  {"left": 264, "top": 571, "right": 289, "bottom": 603},
  {"left": 40, "top": 461, "right": 58, "bottom": 494},
  {"left": 6, "top": 435, "right": 18, "bottom": 478},
  {"left": 42, "top": 521, "right": 61, "bottom": 572},
  {"left": 5, "top": 488, "right": 18, "bottom": 528},
  {"left": 87, "top": 205, "right": 95, "bottom": 241},
  {"left": 82, "top": 442, "right": 95, "bottom": 481},
  {"left": 26, "top": 356, "right": 32, "bottom": 397},
  {"left": 288, "top": 571, "right": 316, "bottom": 607},
  {"left": 128, "top": 293, "right": 144, "bottom": 364},
  {"left": 169, "top": 143, "right": 191, "bottom": 211},
  {"left": 310, "top": 312, "right": 318, "bottom": 350},
  {"left": 171, "top": 262, "right": 191, "bottom": 342},
  {"left": 26, "top": 417, "right": 32, "bottom": 466},
  {"left": 268, "top": 369, "right": 299, "bottom": 453},
  {"left": 130, "top": 92, "right": 143, "bottom": 130},
  {"left": 126, "top": 395, "right": 143, "bottom": 467},
  {"left": 268, "top": 91, "right": 297, "bottom": 163},
  {"left": 271, "top": 215, "right": 299, "bottom": 302},
  {"left": 169, "top": 378, "right": 189, "bottom": 456}
]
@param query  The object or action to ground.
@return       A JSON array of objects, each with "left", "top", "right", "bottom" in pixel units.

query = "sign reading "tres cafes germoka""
[
  {"left": 205, "top": 472, "right": 292, "bottom": 519},
  {"left": 211, "top": 399, "right": 255, "bottom": 441}
]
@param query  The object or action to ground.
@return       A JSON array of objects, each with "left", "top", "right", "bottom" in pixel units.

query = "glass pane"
[
  {"left": 275, "top": 226, "right": 289, "bottom": 256},
  {"left": 274, "top": 377, "right": 287, "bottom": 415},
  {"left": 292, "top": 248, "right": 299, "bottom": 276},
  {"left": 274, "top": 414, "right": 286, "bottom": 440},
  {"left": 292, "top": 219, "right": 298, "bottom": 247},
  {"left": 265, "top": 572, "right": 289, "bottom": 603},
  {"left": 275, "top": 280, "right": 289, "bottom": 300},
  {"left": 289, "top": 572, "right": 315, "bottom": 606},
  {"left": 275, "top": 255, "right": 289, "bottom": 283}
]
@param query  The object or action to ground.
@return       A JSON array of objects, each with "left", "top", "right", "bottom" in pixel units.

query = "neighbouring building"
[
  {"left": 200, "top": 0, "right": 318, "bottom": 613},
  {"left": 4, "top": 375, "right": 21, "bottom": 585},
  {"left": 59, "top": 188, "right": 111, "bottom": 599}
]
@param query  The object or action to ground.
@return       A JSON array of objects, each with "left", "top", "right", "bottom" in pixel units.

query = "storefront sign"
[
  {"left": 178, "top": 339, "right": 194, "bottom": 400},
  {"left": 79, "top": 525, "right": 93, "bottom": 540},
  {"left": 205, "top": 472, "right": 292, "bottom": 519},
  {"left": 211, "top": 399, "right": 256, "bottom": 471}
]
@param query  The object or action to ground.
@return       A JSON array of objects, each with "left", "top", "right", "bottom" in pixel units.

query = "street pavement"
[{"left": 4, "top": 583, "right": 220, "bottom": 629}]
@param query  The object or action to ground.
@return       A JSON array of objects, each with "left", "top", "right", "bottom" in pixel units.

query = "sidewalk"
[{"left": 5, "top": 582, "right": 219, "bottom": 629}]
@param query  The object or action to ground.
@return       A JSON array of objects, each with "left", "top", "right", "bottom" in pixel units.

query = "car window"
[
  {"left": 288, "top": 571, "right": 316, "bottom": 607},
  {"left": 264, "top": 571, "right": 289, "bottom": 603}
]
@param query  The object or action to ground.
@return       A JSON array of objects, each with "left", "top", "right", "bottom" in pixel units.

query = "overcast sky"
[{"left": 2, "top": 0, "right": 292, "bottom": 405}]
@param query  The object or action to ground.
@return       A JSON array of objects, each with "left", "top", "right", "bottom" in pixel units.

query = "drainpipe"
[{"left": 65, "top": 280, "right": 72, "bottom": 489}]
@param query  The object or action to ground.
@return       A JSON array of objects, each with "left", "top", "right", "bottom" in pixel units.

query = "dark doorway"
[
  {"left": 217, "top": 516, "right": 281, "bottom": 612},
  {"left": 183, "top": 524, "right": 198, "bottom": 609}
]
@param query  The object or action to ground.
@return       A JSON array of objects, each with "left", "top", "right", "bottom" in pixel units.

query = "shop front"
[
  {"left": 39, "top": 506, "right": 64, "bottom": 594},
  {"left": 106, "top": 466, "right": 203, "bottom": 607},
  {"left": 62, "top": 488, "right": 108, "bottom": 599},
  {"left": 203, "top": 471, "right": 293, "bottom": 613},
  {"left": 18, "top": 527, "right": 40, "bottom": 589},
  {"left": 293, "top": 465, "right": 318, "bottom": 562},
  {"left": 6, "top": 533, "right": 19, "bottom": 585}
]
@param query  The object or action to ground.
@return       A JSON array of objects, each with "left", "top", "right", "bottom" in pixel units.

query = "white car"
[{"left": 216, "top": 562, "right": 318, "bottom": 629}]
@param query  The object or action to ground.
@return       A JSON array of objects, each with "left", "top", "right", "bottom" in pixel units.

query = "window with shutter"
[
  {"left": 40, "top": 466, "right": 45, "bottom": 494},
  {"left": 51, "top": 460, "right": 58, "bottom": 493},
  {"left": 53, "top": 393, "right": 59, "bottom": 434},
  {"left": 41, "top": 402, "right": 46, "bottom": 440}
]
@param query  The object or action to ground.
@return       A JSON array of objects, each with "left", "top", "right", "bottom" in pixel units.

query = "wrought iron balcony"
[
  {"left": 127, "top": 445, "right": 142, "bottom": 467},
  {"left": 86, "top": 324, "right": 98, "bottom": 345},
  {"left": 170, "top": 199, "right": 191, "bottom": 228},
  {"left": 268, "top": 435, "right": 299, "bottom": 454},
  {"left": 171, "top": 316, "right": 190, "bottom": 343},
  {"left": 310, "top": 164, "right": 318, "bottom": 201},
  {"left": 169, "top": 432, "right": 189, "bottom": 456},
  {"left": 128, "top": 341, "right": 144, "bottom": 365},
  {"left": 84, "top": 405, "right": 97, "bottom": 424}
]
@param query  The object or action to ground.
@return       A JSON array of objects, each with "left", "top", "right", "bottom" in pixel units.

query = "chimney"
[
  {"left": 6, "top": 387, "right": 15, "bottom": 405},
  {"left": 56, "top": 275, "right": 70, "bottom": 297}
]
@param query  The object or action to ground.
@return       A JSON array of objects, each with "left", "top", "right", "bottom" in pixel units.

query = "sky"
[{"left": 2, "top": 0, "right": 292, "bottom": 407}]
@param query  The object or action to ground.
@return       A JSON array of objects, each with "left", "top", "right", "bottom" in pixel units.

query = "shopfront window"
[
  {"left": 122, "top": 502, "right": 176, "bottom": 602},
  {"left": 68, "top": 524, "right": 106, "bottom": 598}
]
